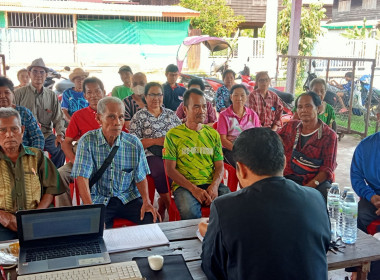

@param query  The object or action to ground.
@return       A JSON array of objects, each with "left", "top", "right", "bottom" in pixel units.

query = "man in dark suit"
[{"left": 201, "top": 128, "right": 330, "bottom": 280}]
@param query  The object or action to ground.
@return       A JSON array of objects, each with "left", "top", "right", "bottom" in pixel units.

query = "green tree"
[
  {"left": 179, "top": 0, "right": 244, "bottom": 37},
  {"left": 276, "top": 0, "right": 326, "bottom": 56},
  {"left": 341, "top": 19, "right": 380, "bottom": 40}
]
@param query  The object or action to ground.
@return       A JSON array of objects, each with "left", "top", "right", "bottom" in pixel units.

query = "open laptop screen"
[{"left": 18, "top": 206, "right": 103, "bottom": 242}]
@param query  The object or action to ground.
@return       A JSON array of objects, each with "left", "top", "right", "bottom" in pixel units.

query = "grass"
[{"left": 335, "top": 112, "right": 379, "bottom": 137}]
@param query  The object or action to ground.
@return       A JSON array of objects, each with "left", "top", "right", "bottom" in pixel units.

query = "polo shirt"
[
  {"left": 66, "top": 106, "right": 100, "bottom": 140},
  {"left": 163, "top": 83, "right": 186, "bottom": 112},
  {"left": 217, "top": 105, "right": 261, "bottom": 142}
]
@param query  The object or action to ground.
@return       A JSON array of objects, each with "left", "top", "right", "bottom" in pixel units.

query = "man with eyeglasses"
[
  {"left": 14, "top": 58, "right": 66, "bottom": 168},
  {"left": 58, "top": 77, "right": 106, "bottom": 206},
  {"left": 163, "top": 64, "right": 186, "bottom": 112}
]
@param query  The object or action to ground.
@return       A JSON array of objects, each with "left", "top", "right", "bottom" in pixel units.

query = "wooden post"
[
  {"left": 73, "top": 14, "right": 78, "bottom": 64},
  {"left": 285, "top": 0, "right": 302, "bottom": 94}
]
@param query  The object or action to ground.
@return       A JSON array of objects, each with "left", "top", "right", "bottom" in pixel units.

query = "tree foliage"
[
  {"left": 179, "top": 0, "right": 244, "bottom": 37},
  {"left": 261, "top": 0, "right": 326, "bottom": 56},
  {"left": 341, "top": 19, "right": 380, "bottom": 40}
]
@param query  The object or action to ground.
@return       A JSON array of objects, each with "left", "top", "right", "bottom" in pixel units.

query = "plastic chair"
[{"left": 367, "top": 220, "right": 380, "bottom": 235}]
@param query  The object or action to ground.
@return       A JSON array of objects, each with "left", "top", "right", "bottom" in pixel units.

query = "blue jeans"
[
  {"left": 173, "top": 183, "right": 230, "bottom": 220},
  {"left": 44, "top": 134, "right": 66, "bottom": 168}
]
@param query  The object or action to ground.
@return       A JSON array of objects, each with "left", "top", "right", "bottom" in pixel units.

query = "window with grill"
[
  {"left": 7, "top": 13, "right": 73, "bottom": 29},
  {"left": 338, "top": 0, "right": 351, "bottom": 12},
  {"left": 362, "top": 0, "right": 376, "bottom": 9}
]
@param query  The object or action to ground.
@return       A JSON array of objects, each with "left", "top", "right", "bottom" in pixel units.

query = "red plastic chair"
[
  {"left": 367, "top": 220, "right": 380, "bottom": 235},
  {"left": 212, "top": 122, "right": 218, "bottom": 129}
]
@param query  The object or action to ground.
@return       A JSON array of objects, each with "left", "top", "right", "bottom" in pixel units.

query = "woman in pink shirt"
[{"left": 217, "top": 84, "right": 261, "bottom": 167}]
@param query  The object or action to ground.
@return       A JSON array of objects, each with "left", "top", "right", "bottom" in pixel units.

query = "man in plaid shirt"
[{"left": 72, "top": 97, "right": 159, "bottom": 228}]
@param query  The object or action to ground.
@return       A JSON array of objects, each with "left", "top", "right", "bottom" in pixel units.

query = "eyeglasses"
[
  {"left": 147, "top": 93, "right": 163, "bottom": 98},
  {"left": 258, "top": 78, "right": 270, "bottom": 83}
]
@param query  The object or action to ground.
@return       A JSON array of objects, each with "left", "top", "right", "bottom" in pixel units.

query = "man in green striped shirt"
[{"left": 164, "top": 88, "right": 230, "bottom": 220}]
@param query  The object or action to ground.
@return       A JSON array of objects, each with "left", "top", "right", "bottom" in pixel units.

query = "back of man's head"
[{"left": 233, "top": 128, "right": 285, "bottom": 176}]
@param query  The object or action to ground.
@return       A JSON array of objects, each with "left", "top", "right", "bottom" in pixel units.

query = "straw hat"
[
  {"left": 27, "top": 58, "right": 49, "bottom": 72},
  {"left": 69, "top": 68, "right": 89, "bottom": 81}
]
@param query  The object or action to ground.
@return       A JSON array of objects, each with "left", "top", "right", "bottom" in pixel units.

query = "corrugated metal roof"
[{"left": 0, "top": 0, "right": 200, "bottom": 17}]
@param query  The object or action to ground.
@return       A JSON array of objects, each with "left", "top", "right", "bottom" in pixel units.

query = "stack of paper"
[{"left": 103, "top": 224, "right": 169, "bottom": 253}]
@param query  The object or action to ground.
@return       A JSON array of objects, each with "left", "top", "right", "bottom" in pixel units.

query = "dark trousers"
[
  {"left": 354, "top": 198, "right": 380, "bottom": 280},
  {"left": 105, "top": 197, "right": 154, "bottom": 229},
  {"left": 147, "top": 156, "right": 169, "bottom": 194},
  {"left": 44, "top": 134, "right": 66, "bottom": 168},
  {"left": 0, "top": 224, "right": 17, "bottom": 242},
  {"left": 222, "top": 148, "right": 236, "bottom": 168}
]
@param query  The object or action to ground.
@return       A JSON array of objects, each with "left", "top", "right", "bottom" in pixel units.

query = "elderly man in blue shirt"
[
  {"left": 351, "top": 131, "right": 380, "bottom": 280},
  {"left": 72, "top": 96, "right": 159, "bottom": 228}
]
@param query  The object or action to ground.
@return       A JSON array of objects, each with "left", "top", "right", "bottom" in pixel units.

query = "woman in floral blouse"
[{"left": 129, "top": 82, "right": 181, "bottom": 219}]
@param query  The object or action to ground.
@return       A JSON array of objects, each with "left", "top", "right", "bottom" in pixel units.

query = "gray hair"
[
  {"left": 97, "top": 97, "right": 125, "bottom": 115},
  {"left": 310, "top": 78, "right": 326, "bottom": 91},
  {"left": 0, "top": 107, "right": 21, "bottom": 126}
]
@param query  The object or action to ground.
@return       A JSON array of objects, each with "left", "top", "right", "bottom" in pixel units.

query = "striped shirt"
[{"left": 71, "top": 129, "right": 150, "bottom": 206}]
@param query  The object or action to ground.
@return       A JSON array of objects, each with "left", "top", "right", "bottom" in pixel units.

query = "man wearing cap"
[
  {"left": 58, "top": 77, "right": 106, "bottom": 206},
  {"left": 111, "top": 66, "right": 133, "bottom": 101},
  {"left": 61, "top": 68, "right": 89, "bottom": 123},
  {"left": 14, "top": 58, "right": 66, "bottom": 168}
]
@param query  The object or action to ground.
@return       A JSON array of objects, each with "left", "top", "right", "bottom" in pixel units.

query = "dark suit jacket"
[{"left": 201, "top": 176, "right": 330, "bottom": 280}]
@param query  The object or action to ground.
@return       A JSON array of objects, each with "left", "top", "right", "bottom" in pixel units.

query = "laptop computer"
[{"left": 17, "top": 204, "right": 111, "bottom": 275}]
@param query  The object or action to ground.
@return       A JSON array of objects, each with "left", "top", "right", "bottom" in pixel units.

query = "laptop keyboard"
[
  {"left": 18, "top": 260, "right": 143, "bottom": 280},
  {"left": 25, "top": 241, "right": 101, "bottom": 262}
]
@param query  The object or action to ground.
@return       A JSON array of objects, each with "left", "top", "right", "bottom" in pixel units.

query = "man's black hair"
[
  {"left": 188, "top": 78, "right": 205, "bottom": 91},
  {"left": 144, "top": 82, "right": 162, "bottom": 96},
  {"left": 83, "top": 77, "right": 105, "bottom": 93},
  {"left": 345, "top": 72, "right": 353, "bottom": 79},
  {"left": 183, "top": 88, "right": 204, "bottom": 107},
  {"left": 0, "top": 77, "right": 14, "bottom": 92},
  {"left": 295, "top": 91, "right": 322, "bottom": 108},
  {"left": 233, "top": 128, "right": 285, "bottom": 176},
  {"left": 165, "top": 64, "right": 179, "bottom": 74},
  {"left": 230, "top": 84, "right": 249, "bottom": 95},
  {"left": 222, "top": 69, "right": 236, "bottom": 80}
]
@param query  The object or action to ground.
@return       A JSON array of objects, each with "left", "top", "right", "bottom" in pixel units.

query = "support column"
[
  {"left": 285, "top": 0, "right": 302, "bottom": 94},
  {"left": 73, "top": 14, "right": 78, "bottom": 64},
  {"left": 264, "top": 0, "right": 278, "bottom": 78}
]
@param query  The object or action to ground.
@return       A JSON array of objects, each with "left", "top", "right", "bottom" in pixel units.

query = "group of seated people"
[{"left": 2, "top": 57, "right": 380, "bottom": 279}]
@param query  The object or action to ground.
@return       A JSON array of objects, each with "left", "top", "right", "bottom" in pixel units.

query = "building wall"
[{"left": 332, "top": 0, "right": 380, "bottom": 22}]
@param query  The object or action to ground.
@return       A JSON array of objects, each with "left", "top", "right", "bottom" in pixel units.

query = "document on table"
[{"left": 103, "top": 224, "right": 169, "bottom": 253}]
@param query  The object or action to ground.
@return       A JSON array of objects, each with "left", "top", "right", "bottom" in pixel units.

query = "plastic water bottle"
[
  {"left": 327, "top": 183, "right": 340, "bottom": 242},
  {"left": 337, "top": 187, "right": 351, "bottom": 237},
  {"left": 342, "top": 192, "right": 358, "bottom": 244}
]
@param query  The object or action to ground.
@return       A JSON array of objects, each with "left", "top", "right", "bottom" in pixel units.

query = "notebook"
[{"left": 16, "top": 204, "right": 110, "bottom": 275}]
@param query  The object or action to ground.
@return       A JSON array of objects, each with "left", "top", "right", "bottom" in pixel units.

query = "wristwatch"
[{"left": 314, "top": 180, "right": 320, "bottom": 186}]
